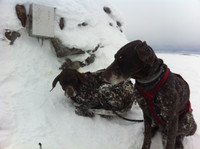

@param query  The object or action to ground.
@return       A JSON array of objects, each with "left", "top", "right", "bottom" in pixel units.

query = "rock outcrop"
[
  {"left": 4, "top": 29, "right": 21, "bottom": 45},
  {"left": 15, "top": 4, "right": 27, "bottom": 27},
  {"left": 51, "top": 38, "right": 85, "bottom": 58},
  {"left": 59, "top": 17, "right": 65, "bottom": 30}
]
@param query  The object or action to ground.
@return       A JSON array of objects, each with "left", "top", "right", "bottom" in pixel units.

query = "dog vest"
[{"left": 135, "top": 68, "right": 192, "bottom": 126}]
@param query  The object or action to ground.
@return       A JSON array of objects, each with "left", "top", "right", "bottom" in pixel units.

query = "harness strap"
[
  {"left": 136, "top": 68, "right": 193, "bottom": 126},
  {"left": 136, "top": 68, "right": 170, "bottom": 126}
]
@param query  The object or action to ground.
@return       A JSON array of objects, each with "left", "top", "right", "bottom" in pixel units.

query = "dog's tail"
[{"left": 50, "top": 75, "right": 59, "bottom": 92}]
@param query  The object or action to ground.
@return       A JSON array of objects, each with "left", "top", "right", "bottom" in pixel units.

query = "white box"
[{"left": 29, "top": 4, "right": 55, "bottom": 38}]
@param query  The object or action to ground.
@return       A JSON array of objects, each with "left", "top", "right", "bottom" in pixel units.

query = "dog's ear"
[
  {"left": 50, "top": 75, "right": 60, "bottom": 92},
  {"left": 135, "top": 41, "right": 156, "bottom": 67}
]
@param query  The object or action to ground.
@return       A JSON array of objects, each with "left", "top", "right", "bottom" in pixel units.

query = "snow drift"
[{"left": 0, "top": 0, "right": 199, "bottom": 149}]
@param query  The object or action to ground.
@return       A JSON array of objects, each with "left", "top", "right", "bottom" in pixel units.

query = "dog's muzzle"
[{"left": 65, "top": 86, "right": 76, "bottom": 97}]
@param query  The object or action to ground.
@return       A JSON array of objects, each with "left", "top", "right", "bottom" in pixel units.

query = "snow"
[{"left": 0, "top": 0, "right": 199, "bottom": 149}]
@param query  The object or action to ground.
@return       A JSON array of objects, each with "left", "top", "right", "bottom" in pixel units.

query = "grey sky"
[{"left": 107, "top": 0, "right": 200, "bottom": 50}]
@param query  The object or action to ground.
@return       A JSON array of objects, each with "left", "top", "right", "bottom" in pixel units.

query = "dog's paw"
[{"left": 75, "top": 107, "right": 94, "bottom": 117}]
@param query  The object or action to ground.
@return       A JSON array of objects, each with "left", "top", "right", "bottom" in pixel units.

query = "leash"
[{"left": 101, "top": 93, "right": 143, "bottom": 123}]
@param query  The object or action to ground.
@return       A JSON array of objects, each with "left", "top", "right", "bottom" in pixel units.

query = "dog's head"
[
  {"left": 103, "top": 40, "right": 157, "bottom": 84},
  {"left": 50, "top": 69, "right": 88, "bottom": 97}
]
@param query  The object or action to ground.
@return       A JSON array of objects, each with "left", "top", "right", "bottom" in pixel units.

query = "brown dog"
[
  {"left": 103, "top": 40, "right": 197, "bottom": 149},
  {"left": 51, "top": 69, "right": 88, "bottom": 98},
  {"left": 51, "top": 69, "right": 135, "bottom": 117}
]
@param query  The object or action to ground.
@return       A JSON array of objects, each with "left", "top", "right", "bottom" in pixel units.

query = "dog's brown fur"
[
  {"left": 51, "top": 69, "right": 135, "bottom": 117},
  {"left": 103, "top": 40, "right": 197, "bottom": 149},
  {"left": 51, "top": 69, "right": 88, "bottom": 97}
]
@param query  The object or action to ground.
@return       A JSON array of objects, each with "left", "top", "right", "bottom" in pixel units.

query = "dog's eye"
[
  {"left": 119, "top": 55, "right": 123, "bottom": 60},
  {"left": 118, "top": 55, "right": 125, "bottom": 64}
]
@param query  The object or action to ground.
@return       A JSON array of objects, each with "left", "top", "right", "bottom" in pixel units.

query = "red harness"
[{"left": 136, "top": 68, "right": 192, "bottom": 126}]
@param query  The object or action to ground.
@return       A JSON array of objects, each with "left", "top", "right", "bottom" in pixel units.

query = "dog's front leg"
[
  {"left": 74, "top": 98, "right": 100, "bottom": 117},
  {"left": 75, "top": 104, "right": 94, "bottom": 117},
  {"left": 142, "top": 114, "right": 152, "bottom": 149},
  {"left": 165, "top": 114, "right": 178, "bottom": 149}
]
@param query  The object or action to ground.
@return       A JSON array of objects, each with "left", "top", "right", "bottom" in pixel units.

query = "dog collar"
[{"left": 136, "top": 65, "right": 165, "bottom": 85}]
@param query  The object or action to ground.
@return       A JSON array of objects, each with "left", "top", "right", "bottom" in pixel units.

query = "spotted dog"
[
  {"left": 51, "top": 69, "right": 135, "bottom": 117},
  {"left": 103, "top": 40, "right": 197, "bottom": 149}
]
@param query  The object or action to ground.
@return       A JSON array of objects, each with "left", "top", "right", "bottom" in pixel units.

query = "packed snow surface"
[{"left": 0, "top": 0, "right": 199, "bottom": 149}]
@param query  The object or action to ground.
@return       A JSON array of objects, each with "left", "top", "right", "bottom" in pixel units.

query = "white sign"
[{"left": 30, "top": 4, "right": 55, "bottom": 38}]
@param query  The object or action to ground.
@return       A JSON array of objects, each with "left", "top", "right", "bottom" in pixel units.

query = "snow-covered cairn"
[{"left": 3, "top": 0, "right": 127, "bottom": 70}]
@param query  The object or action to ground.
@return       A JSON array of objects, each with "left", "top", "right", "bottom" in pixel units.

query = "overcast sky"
[{"left": 107, "top": 0, "right": 200, "bottom": 51}]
